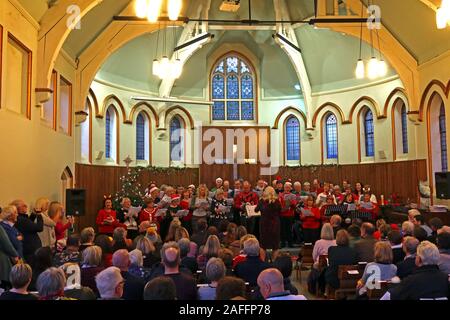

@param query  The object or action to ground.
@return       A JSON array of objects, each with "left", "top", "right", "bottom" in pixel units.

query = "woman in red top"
[
  {"left": 278, "top": 182, "right": 297, "bottom": 248},
  {"left": 96, "top": 197, "right": 119, "bottom": 235},
  {"left": 300, "top": 196, "right": 321, "bottom": 244},
  {"left": 180, "top": 189, "right": 193, "bottom": 234},
  {"left": 139, "top": 197, "right": 157, "bottom": 224}
]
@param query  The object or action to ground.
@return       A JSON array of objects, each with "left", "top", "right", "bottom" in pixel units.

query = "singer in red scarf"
[{"left": 234, "top": 181, "right": 259, "bottom": 235}]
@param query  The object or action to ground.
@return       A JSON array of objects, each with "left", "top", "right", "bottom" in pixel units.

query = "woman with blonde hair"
[
  {"left": 135, "top": 236, "right": 160, "bottom": 268},
  {"left": 191, "top": 184, "right": 211, "bottom": 231},
  {"left": 255, "top": 186, "right": 281, "bottom": 251},
  {"left": 36, "top": 198, "right": 57, "bottom": 249},
  {"left": 197, "top": 235, "right": 221, "bottom": 270},
  {"left": 312, "top": 223, "right": 336, "bottom": 265}
]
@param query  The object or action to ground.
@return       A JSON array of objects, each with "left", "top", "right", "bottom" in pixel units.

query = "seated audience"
[
  {"left": 216, "top": 276, "right": 247, "bottom": 300},
  {"left": 413, "top": 215, "right": 433, "bottom": 237},
  {"left": 128, "top": 249, "right": 151, "bottom": 281},
  {"left": 428, "top": 217, "right": 444, "bottom": 244},
  {"left": 191, "top": 218, "right": 208, "bottom": 248},
  {"left": 112, "top": 249, "right": 145, "bottom": 300},
  {"left": 198, "top": 257, "right": 226, "bottom": 300},
  {"left": 234, "top": 238, "right": 271, "bottom": 287},
  {"left": 373, "top": 219, "right": 387, "bottom": 240},
  {"left": 219, "top": 248, "right": 235, "bottom": 276},
  {"left": 29, "top": 247, "right": 53, "bottom": 291},
  {"left": 179, "top": 238, "right": 198, "bottom": 274},
  {"left": 95, "top": 267, "right": 124, "bottom": 300},
  {"left": 389, "top": 241, "right": 449, "bottom": 300},
  {"left": 160, "top": 242, "right": 197, "bottom": 300},
  {"left": 354, "top": 223, "right": 378, "bottom": 262},
  {"left": 229, "top": 226, "right": 247, "bottom": 256},
  {"left": 388, "top": 230, "right": 405, "bottom": 264},
  {"left": 330, "top": 215, "right": 342, "bottom": 237},
  {"left": 53, "top": 233, "right": 81, "bottom": 267},
  {"left": 0, "top": 264, "right": 37, "bottom": 300},
  {"left": 348, "top": 224, "right": 361, "bottom": 248},
  {"left": 413, "top": 226, "right": 428, "bottom": 242},
  {"left": 312, "top": 223, "right": 336, "bottom": 266},
  {"left": 94, "top": 234, "right": 113, "bottom": 267},
  {"left": 402, "top": 221, "right": 415, "bottom": 237},
  {"left": 407, "top": 209, "right": 421, "bottom": 223},
  {"left": 112, "top": 227, "right": 131, "bottom": 252},
  {"left": 197, "top": 235, "right": 221, "bottom": 270},
  {"left": 79, "top": 227, "right": 95, "bottom": 252},
  {"left": 436, "top": 232, "right": 450, "bottom": 274},
  {"left": 36, "top": 267, "right": 69, "bottom": 300},
  {"left": 357, "top": 241, "right": 397, "bottom": 295},
  {"left": 135, "top": 236, "right": 160, "bottom": 268},
  {"left": 325, "top": 230, "right": 358, "bottom": 289},
  {"left": 80, "top": 245, "right": 104, "bottom": 294},
  {"left": 143, "top": 277, "right": 177, "bottom": 300},
  {"left": 273, "top": 251, "right": 298, "bottom": 295},
  {"left": 396, "top": 236, "right": 419, "bottom": 279},
  {"left": 257, "top": 268, "right": 307, "bottom": 300}
]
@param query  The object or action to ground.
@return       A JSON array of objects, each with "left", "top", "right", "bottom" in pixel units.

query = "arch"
[
  {"left": 321, "top": 112, "right": 339, "bottom": 163},
  {"left": 348, "top": 96, "right": 383, "bottom": 124},
  {"left": 165, "top": 105, "right": 195, "bottom": 130},
  {"left": 391, "top": 97, "right": 409, "bottom": 161},
  {"left": 356, "top": 106, "right": 376, "bottom": 162},
  {"left": 419, "top": 79, "right": 450, "bottom": 121},
  {"left": 384, "top": 87, "right": 409, "bottom": 117},
  {"left": 104, "top": 104, "right": 120, "bottom": 164},
  {"left": 312, "top": 102, "right": 347, "bottom": 128},
  {"left": 100, "top": 94, "right": 127, "bottom": 123},
  {"left": 128, "top": 101, "right": 159, "bottom": 127},
  {"left": 169, "top": 115, "right": 185, "bottom": 163},
  {"left": 284, "top": 115, "right": 301, "bottom": 163},
  {"left": 273, "top": 106, "right": 307, "bottom": 129},
  {"left": 80, "top": 98, "right": 93, "bottom": 163},
  {"left": 60, "top": 166, "right": 74, "bottom": 206},
  {"left": 88, "top": 88, "right": 99, "bottom": 117},
  {"left": 61, "top": 166, "right": 74, "bottom": 180},
  {"left": 136, "top": 111, "right": 151, "bottom": 163}
]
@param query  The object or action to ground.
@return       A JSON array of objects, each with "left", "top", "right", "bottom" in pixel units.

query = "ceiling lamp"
[
  {"left": 135, "top": 0, "right": 182, "bottom": 22},
  {"left": 152, "top": 23, "right": 183, "bottom": 80},
  {"left": 436, "top": 0, "right": 450, "bottom": 29},
  {"left": 355, "top": 59, "right": 365, "bottom": 79}
]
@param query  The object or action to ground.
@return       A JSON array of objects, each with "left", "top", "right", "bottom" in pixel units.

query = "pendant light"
[
  {"left": 355, "top": 2, "right": 365, "bottom": 79},
  {"left": 135, "top": 0, "right": 148, "bottom": 19},
  {"left": 375, "top": 28, "right": 388, "bottom": 77},
  {"left": 168, "top": 0, "right": 182, "bottom": 21},
  {"left": 437, "top": 0, "right": 450, "bottom": 29},
  {"left": 147, "top": 0, "right": 162, "bottom": 23}
]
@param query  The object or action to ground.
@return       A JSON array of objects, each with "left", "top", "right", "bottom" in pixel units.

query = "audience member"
[
  {"left": 428, "top": 217, "right": 444, "bottom": 244},
  {"left": 179, "top": 238, "right": 198, "bottom": 274},
  {"left": 112, "top": 249, "right": 145, "bottom": 300},
  {"left": 396, "top": 236, "right": 419, "bottom": 279},
  {"left": 95, "top": 267, "right": 124, "bottom": 300},
  {"left": 312, "top": 223, "right": 336, "bottom": 266},
  {"left": 80, "top": 245, "right": 104, "bottom": 294},
  {"left": 273, "top": 251, "right": 298, "bottom": 295},
  {"left": 53, "top": 233, "right": 81, "bottom": 267},
  {"left": 436, "top": 231, "right": 450, "bottom": 274},
  {"left": 0, "top": 264, "right": 37, "bottom": 300},
  {"left": 257, "top": 268, "right": 307, "bottom": 300},
  {"left": 234, "top": 238, "right": 270, "bottom": 287},
  {"left": 388, "top": 230, "right": 405, "bottom": 264},
  {"left": 79, "top": 227, "right": 95, "bottom": 252},
  {"left": 354, "top": 223, "right": 377, "bottom": 262},
  {"left": 198, "top": 257, "right": 226, "bottom": 300},
  {"left": 36, "top": 267, "right": 68, "bottom": 300},
  {"left": 143, "top": 277, "right": 177, "bottom": 300},
  {"left": 216, "top": 276, "right": 246, "bottom": 300}
]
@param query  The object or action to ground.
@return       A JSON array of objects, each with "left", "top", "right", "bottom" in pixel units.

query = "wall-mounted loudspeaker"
[{"left": 66, "top": 189, "right": 86, "bottom": 216}]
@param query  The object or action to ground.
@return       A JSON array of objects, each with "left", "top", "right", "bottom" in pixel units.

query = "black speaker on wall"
[
  {"left": 66, "top": 189, "right": 86, "bottom": 216},
  {"left": 435, "top": 172, "right": 450, "bottom": 199}
]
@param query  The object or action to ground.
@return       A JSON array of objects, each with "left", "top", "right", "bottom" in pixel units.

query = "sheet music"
[
  {"left": 127, "top": 206, "right": 142, "bottom": 217},
  {"left": 208, "top": 191, "right": 216, "bottom": 199},
  {"left": 225, "top": 198, "right": 234, "bottom": 206},
  {"left": 175, "top": 210, "right": 189, "bottom": 217},
  {"left": 360, "top": 202, "right": 374, "bottom": 210},
  {"left": 218, "top": 205, "right": 231, "bottom": 214},
  {"left": 346, "top": 203, "right": 357, "bottom": 212},
  {"left": 283, "top": 193, "right": 297, "bottom": 202},
  {"left": 246, "top": 205, "right": 261, "bottom": 217},
  {"left": 155, "top": 209, "right": 168, "bottom": 217},
  {"left": 197, "top": 199, "right": 210, "bottom": 209},
  {"left": 300, "top": 208, "right": 314, "bottom": 217}
]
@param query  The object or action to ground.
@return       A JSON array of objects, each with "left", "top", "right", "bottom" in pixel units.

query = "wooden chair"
[
  {"left": 367, "top": 281, "right": 390, "bottom": 300},
  {"left": 295, "top": 244, "right": 314, "bottom": 281},
  {"left": 334, "top": 265, "right": 360, "bottom": 300},
  {"left": 315, "top": 254, "right": 329, "bottom": 297}
]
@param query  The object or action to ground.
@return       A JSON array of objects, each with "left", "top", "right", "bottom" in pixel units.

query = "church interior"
[{"left": 0, "top": 0, "right": 450, "bottom": 302}]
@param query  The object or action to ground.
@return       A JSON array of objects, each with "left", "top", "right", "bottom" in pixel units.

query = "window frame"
[
  {"left": 439, "top": 103, "right": 448, "bottom": 172},
  {"left": 324, "top": 113, "right": 338, "bottom": 160},
  {"left": 284, "top": 115, "right": 301, "bottom": 163},
  {"left": 169, "top": 115, "right": 185, "bottom": 163}
]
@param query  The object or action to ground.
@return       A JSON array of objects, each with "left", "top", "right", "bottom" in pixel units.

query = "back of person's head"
[
  {"left": 82, "top": 245, "right": 102, "bottom": 267},
  {"left": 34, "top": 198, "right": 50, "bottom": 213},
  {"left": 112, "top": 249, "right": 130, "bottom": 270},
  {"left": 374, "top": 241, "right": 393, "bottom": 264},
  {"left": 143, "top": 276, "right": 177, "bottom": 300},
  {"left": 196, "top": 219, "right": 208, "bottom": 232},
  {"left": 429, "top": 217, "right": 444, "bottom": 231},
  {"left": 216, "top": 276, "right": 246, "bottom": 300},
  {"left": 330, "top": 215, "right": 342, "bottom": 227},
  {"left": 336, "top": 230, "right": 350, "bottom": 247},
  {"left": 10, "top": 263, "right": 32, "bottom": 289},
  {"left": 219, "top": 220, "right": 230, "bottom": 233},
  {"left": 161, "top": 242, "right": 180, "bottom": 269},
  {"left": 206, "top": 257, "right": 226, "bottom": 282},
  {"left": 136, "top": 236, "right": 155, "bottom": 255},
  {"left": 48, "top": 202, "right": 63, "bottom": 219},
  {"left": 94, "top": 234, "right": 113, "bottom": 254},
  {"left": 95, "top": 267, "right": 124, "bottom": 299},
  {"left": 129, "top": 249, "right": 143, "bottom": 267},
  {"left": 361, "top": 223, "right": 375, "bottom": 237},
  {"left": 273, "top": 252, "right": 293, "bottom": 278},
  {"left": 178, "top": 238, "right": 191, "bottom": 258},
  {"left": 66, "top": 234, "right": 81, "bottom": 249},
  {"left": 437, "top": 232, "right": 450, "bottom": 250},
  {"left": 257, "top": 268, "right": 285, "bottom": 299},
  {"left": 416, "top": 241, "right": 440, "bottom": 266},
  {"left": 348, "top": 224, "right": 361, "bottom": 238},
  {"left": 207, "top": 226, "right": 218, "bottom": 237},
  {"left": 402, "top": 221, "right": 415, "bottom": 236},
  {"left": 376, "top": 219, "right": 387, "bottom": 230},
  {"left": 243, "top": 238, "right": 260, "bottom": 257},
  {"left": 219, "top": 248, "right": 234, "bottom": 269},
  {"left": 379, "top": 224, "right": 392, "bottom": 239},
  {"left": 113, "top": 227, "right": 127, "bottom": 243},
  {"left": 203, "top": 235, "right": 221, "bottom": 258},
  {"left": 80, "top": 227, "right": 95, "bottom": 244},
  {"left": 387, "top": 230, "right": 402, "bottom": 245},
  {"left": 36, "top": 267, "right": 66, "bottom": 298},
  {"left": 239, "top": 234, "right": 256, "bottom": 250},
  {"left": 413, "top": 226, "right": 428, "bottom": 242},
  {"left": 236, "top": 226, "right": 247, "bottom": 240},
  {"left": 403, "top": 236, "right": 419, "bottom": 255},
  {"left": 34, "top": 247, "right": 53, "bottom": 271},
  {"left": 0, "top": 205, "right": 17, "bottom": 221},
  {"left": 414, "top": 215, "right": 426, "bottom": 226},
  {"left": 321, "top": 223, "right": 334, "bottom": 240}
]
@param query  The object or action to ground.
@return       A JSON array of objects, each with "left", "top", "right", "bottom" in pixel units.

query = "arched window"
[
  {"left": 80, "top": 100, "right": 91, "bottom": 162},
  {"left": 325, "top": 113, "right": 338, "bottom": 159},
  {"left": 170, "top": 116, "right": 184, "bottom": 162},
  {"left": 401, "top": 104, "right": 408, "bottom": 154},
  {"left": 285, "top": 116, "right": 300, "bottom": 161},
  {"left": 439, "top": 104, "right": 448, "bottom": 172},
  {"left": 105, "top": 106, "right": 117, "bottom": 161},
  {"left": 211, "top": 54, "right": 256, "bottom": 121},
  {"left": 363, "top": 109, "right": 375, "bottom": 157},
  {"left": 136, "top": 113, "right": 147, "bottom": 161}
]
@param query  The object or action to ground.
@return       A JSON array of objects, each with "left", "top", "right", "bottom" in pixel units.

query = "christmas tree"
[{"left": 113, "top": 167, "right": 145, "bottom": 209}]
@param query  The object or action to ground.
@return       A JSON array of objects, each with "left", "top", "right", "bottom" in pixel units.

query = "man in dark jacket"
[
  {"left": 112, "top": 249, "right": 145, "bottom": 300},
  {"left": 12, "top": 200, "right": 43, "bottom": 264},
  {"left": 354, "top": 223, "right": 377, "bottom": 263},
  {"left": 234, "top": 238, "right": 270, "bottom": 287},
  {"left": 396, "top": 236, "right": 419, "bottom": 279},
  {"left": 389, "top": 241, "right": 449, "bottom": 300}
]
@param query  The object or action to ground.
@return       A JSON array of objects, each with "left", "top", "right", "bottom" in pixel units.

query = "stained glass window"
[
  {"left": 136, "top": 113, "right": 145, "bottom": 160},
  {"left": 401, "top": 104, "right": 408, "bottom": 154},
  {"left": 105, "top": 110, "right": 111, "bottom": 159},
  {"left": 364, "top": 109, "right": 375, "bottom": 157},
  {"left": 170, "top": 116, "right": 183, "bottom": 162},
  {"left": 211, "top": 54, "right": 255, "bottom": 121},
  {"left": 325, "top": 113, "right": 338, "bottom": 159},
  {"left": 286, "top": 116, "right": 300, "bottom": 161},
  {"left": 439, "top": 104, "right": 448, "bottom": 172}
]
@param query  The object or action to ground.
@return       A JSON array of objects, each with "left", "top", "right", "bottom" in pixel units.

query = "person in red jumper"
[
  {"left": 180, "top": 189, "right": 193, "bottom": 234},
  {"left": 300, "top": 196, "right": 322, "bottom": 244},
  {"left": 233, "top": 181, "right": 260, "bottom": 235},
  {"left": 96, "top": 197, "right": 120, "bottom": 235},
  {"left": 139, "top": 197, "right": 157, "bottom": 224},
  {"left": 278, "top": 182, "right": 297, "bottom": 248}
]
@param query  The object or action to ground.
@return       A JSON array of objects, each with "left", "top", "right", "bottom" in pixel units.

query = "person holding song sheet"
[
  {"left": 139, "top": 198, "right": 157, "bottom": 224},
  {"left": 190, "top": 184, "right": 211, "bottom": 231},
  {"left": 233, "top": 181, "right": 259, "bottom": 236},
  {"left": 117, "top": 197, "right": 139, "bottom": 240},
  {"left": 180, "top": 190, "right": 193, "bottom": 234},
  {"left": 159, "top": 195, "right": 181, "bottom": 241},
  {"left": 96, "top": 197, "right": 121, "bottom": 236},
  {"left": 316, "top": 183, "right": 336, "bottom": 209},
  {"left": 210, "top": 189, "right": 229, "bottom": 228},
  {"left": 279, "top": 182, "right": 297, "bottom": 248},
  {"left": 256, "top": 187, "right": 281, "bottom": 251},
  {"left": 357, "top": 193, "right": 379, "bottom": 221},
  {"left": 300, "top": 196, "right": 322, "bottom": 244}
]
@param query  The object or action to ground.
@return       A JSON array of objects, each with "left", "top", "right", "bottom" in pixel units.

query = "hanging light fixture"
[
  {"left": 168, "top": 0, "right": 183, "bottom": 21},
  {"left": 375, "top": 28, "right": 388, "bottom": 77},
  {"left": 355, "top": 2, "right": 365, "bottom": 79},
  {"left": 436, "top": 0, "right": 450, "bottom": 29},
  {"left": 135, "top": 0, "right": 148, "bottom": 19},
  {"left": 367, "top": 57, "right": 379, "bottom": 79},
  {"left": 147, "top": 0, "right": 163, "bottom": 23}
]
